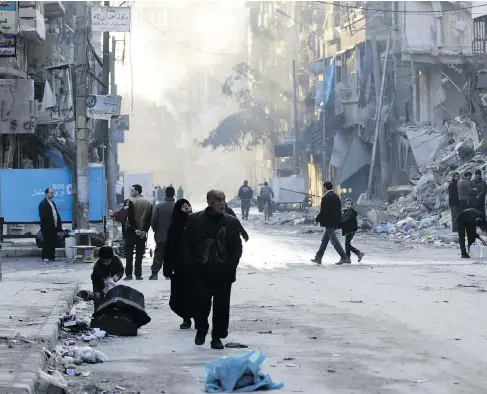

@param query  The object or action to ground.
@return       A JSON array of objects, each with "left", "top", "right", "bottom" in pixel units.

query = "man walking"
[
  {"left": 149, "top": 186, "right": 176, "bottom": 280},
  {"left": 260, "top": 181, "right": 274, "bottom": 217},
  {"left": 458, "top": 172, "right": 474, "bottom": 211},
  {"left": 238, "top": 180, "right": 253, "bottom": 220},
  {"left": 39, "top": 188, "right": 62, "bottom": 262},
  {"left": 311, "top": 181, "right": 350, "bottom": 265},
  {"left": 177, "top": 185, "right": 184, "bottom": 200},
  {"left": 184, "top": 190, "right": 242, "bottom": 350},
  {"left": 471, "top": 169, "right": 487, "bottom": 214},
  {"left": 448, "top": 172, "right": 460, "bottom": 232},
  {"left": 456, "top": 207, "right": 487, "bottom": 258},
  {"left": 125, "top": 184, "right": 153, "bottom": 280}
]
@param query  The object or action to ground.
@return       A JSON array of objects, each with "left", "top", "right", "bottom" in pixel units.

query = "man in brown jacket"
[{"left": 124, "top": 184, "right": 153, "bottom": 280}]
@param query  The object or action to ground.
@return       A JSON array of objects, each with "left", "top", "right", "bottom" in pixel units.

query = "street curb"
[{"left": 4, "top": 285, "right": 79, "bottom": 394}]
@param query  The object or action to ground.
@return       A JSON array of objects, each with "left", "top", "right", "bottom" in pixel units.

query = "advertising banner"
[
  {"left": 0, "top": 2, "right": 18, "bottom": 35},
  {"left": 91, "top": 6, "right": 130, "bottom": 32}
]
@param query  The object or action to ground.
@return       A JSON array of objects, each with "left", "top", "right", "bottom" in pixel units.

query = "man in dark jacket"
[
  {"left": 125, "top": 184, "right": 153, "bottom": 280},
  {"left": 184, "top": 190, "right": 243, "bottom": 350},
  {"left": 150, "top": 186, "right": 176, "bottom": 280},
  {"left": 91, "top": 246, "right": 124, "bottom": 311},
  {"left": 456, "top": 208, "right": 487, "bottom": 258},
  {"left": 311, "top": 181, "right": 349, "bottom": 265},
  {"left": 471, "top": 169, "right": 487, "bottom": 215},
  {"left": 448, "top": 172, "right": 460, "bottom": 232},
  {"left": 225, "top": 203, "right": 250, "bottom": 242},
  {"left": 238, "top": 180, "right": 253, "bottom": 220},
  {"left": 458, "top": 172, "right": 474, "bottom": 211},
  {"left": 39, "top": 188, "right": 62, "bottom": 262}
]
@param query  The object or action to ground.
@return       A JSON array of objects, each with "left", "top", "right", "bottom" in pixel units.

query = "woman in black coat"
[{"left": 163, "top": 198, "right": 193, "bottom": 329}]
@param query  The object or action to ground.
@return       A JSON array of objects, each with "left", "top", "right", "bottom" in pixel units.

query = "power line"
[
  {"left": 142, "top": 16, "right": 242, "bottom": 57},
  {"left": 316, "top": 1, "right": 487, "bottom": 13}
]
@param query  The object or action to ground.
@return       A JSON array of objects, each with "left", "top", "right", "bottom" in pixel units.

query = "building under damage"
[{"left": 246, "top": 1, "right": 479, "bottom": 206}]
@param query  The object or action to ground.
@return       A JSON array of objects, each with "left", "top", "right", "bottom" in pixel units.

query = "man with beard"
[{"left": 184, "top": 190, "right": 243, "bottom": 350}]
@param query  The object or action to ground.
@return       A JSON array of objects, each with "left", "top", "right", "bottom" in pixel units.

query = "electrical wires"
[{"left": 316, "top": 1, "right": 487, "bottom": 13}]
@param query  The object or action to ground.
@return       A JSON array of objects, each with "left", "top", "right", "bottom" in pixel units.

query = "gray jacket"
[
  {"left": 457, "top": 178, "right": 474, "bottom": 201},
  {"left": 151, "top": 198, "right": 175, "bottom": 244}
]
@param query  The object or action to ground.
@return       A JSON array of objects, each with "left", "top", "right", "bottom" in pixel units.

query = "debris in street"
[
  {"left": 340, "top": 300, "right": 363, "bottom": 304},
  {"left": 81, "top": 328, "right": 106, "bottom": 342},
  {"left": 38, "top": 370, "right": 68, "bottom": 391},
  {"left": 412, "top": 379, "right": 430, "bottom": 384},
  {"left": 205, "top": 350, "right": 284, "bottom": 392},
  {"left": 456, "top": 284, "right": 478, "bottom": 288},
  {"left": 258, "top": 331, "right": 273, "bottom": 334},
  {"left": 65, "top": 368, "right": 81, "bottom": 376},
  {"left": 225, "top": 342, "right": 249, "bottom": 349}
]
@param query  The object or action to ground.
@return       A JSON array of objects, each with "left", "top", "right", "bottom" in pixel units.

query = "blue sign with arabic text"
[
  {"left": 0, "top": 167, "right": 105, "bottom": 223},
  {"left": 0, "top": 2, "right": 16, "bottom": 11}
]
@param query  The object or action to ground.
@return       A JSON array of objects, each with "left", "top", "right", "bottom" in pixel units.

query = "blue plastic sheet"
[{"left": 205, "top": 350, "right": 284, "bottom": 393}]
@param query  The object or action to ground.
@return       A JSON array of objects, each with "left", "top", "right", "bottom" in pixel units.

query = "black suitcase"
[{"left": 92, "top": 285, "right": 151, "bottom": 329}]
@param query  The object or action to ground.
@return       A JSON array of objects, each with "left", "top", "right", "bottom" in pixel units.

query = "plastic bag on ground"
[{"left": 205, "top": 349, "right": 284, "bottom": 393}]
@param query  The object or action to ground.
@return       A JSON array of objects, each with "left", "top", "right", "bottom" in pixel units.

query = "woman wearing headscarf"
[{"left": 163, "top": 198, "right": 193, "bottom": 329}]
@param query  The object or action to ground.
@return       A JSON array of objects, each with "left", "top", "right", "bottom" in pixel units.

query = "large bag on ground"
[{"left": 92, "top": 285, "right": 151, "bottom": 328}]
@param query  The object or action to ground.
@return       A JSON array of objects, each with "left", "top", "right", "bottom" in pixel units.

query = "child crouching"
[
  {"left": 91, "top": 246, "right": 124, "bottom": 312},
  {"left": 342, "top": 198, "right": 365, "bottom": 263}
]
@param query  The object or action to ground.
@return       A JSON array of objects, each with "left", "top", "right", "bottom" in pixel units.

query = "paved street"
[{"left": 16, "top": 212, "right": 481, "bottom": 394}]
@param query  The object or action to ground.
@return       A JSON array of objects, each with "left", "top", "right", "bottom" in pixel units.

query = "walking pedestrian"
[
  {"left": 456, "top": 208, "right": 487, "bottom": 258},
  {"left": 471, "top": 169, "right": 487, "bottom": 214},
  {"left": 458, "top": 172, "right": 474, "bottom": 211},
  {"left": 342, "top": 198, "right": 365, "bottom": 262},
  {"left": 163, "top": 198, "right": 194, "bottom": 329},
  {"left": 260, "top": 181, "right": 274, "bottom": 217},
  {"left": 124, "top": 184, "right": 153, "bottom": 280},
  {"left": 184, "top": 190, "right": 243, "bottom": 350},
  {"left": 448, "top": 172, "right": 461, "bottom": 232},
  {"left": 311, "top": 181, "right": 350, "bottom": 265},
  {"left": 149, "top": 186, "right": 176, "bottom": 280},
  {"left": 38, "top": 188, "right": 62, "bottom": 262},
  {"left": 238, "top": 180, "right": 253, "bottom": 220},
  {"left": 91, "top": 246, "right": 124, "bottom": 312},
  {"left": 177, "top": 185, "right": 184, "bottom": 200}
]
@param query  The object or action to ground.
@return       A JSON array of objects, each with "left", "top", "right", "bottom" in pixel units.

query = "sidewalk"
[{"left": 0, "top": 260, "right": 81, "bottom": 394}]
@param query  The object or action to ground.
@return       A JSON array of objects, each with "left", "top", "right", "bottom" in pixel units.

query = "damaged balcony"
[
  {"left": 19, "top": 2, "right": 46, "bottom": 41},
  {"left": 43, "top": 1, "right": 65, "bottom": 18}
]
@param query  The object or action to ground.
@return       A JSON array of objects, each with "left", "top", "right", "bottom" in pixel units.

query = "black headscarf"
[{"left": 171, "top": 198, "right": 191, "bottom": 232}]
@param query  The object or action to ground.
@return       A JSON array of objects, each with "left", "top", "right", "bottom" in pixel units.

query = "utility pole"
[
  {"left": 75, "top": 2, "right": 89, "bottom": 229},
  {"left": 367, "top": 33, "right": 391, "bottom": 199},
  {"left": 106, "top": 36, "right": 118, "bottom": 212},
  {"left": 292, "top": 59, "right": 300, "bottom": 175},
  {"left": 321, "top": 37, "right": 327, "bottom": 182},
  {"left": 101, "top": 1, "right": 117, "bottom": 213}
]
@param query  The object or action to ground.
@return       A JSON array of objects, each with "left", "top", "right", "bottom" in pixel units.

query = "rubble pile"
[{"left": 387, "top": 118, "right": 487, "bottom": 226}]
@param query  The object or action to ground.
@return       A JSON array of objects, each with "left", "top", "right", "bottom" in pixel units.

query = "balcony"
[
  {"left": 324, "top": 26, "right": 340, "bottom": 44},
  {"left": 19, "top": 3, "right": 46, "bottom": 41}
]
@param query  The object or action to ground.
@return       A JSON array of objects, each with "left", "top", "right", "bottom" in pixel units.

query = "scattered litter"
[
  {"left": 456, "top": 284, "right": 478, "bottom": 288},
  {"left": 65, "top": 368, "right": 81, "bottom": 376},
  {"left": 115, "top": 385, "right": 127, "bottom": 391},
  {"left": 283, "top": 357, "right": 295, "bottom": 361},
  {"left": 38, "top": 370, "right": 68, "bottom": 390},
  {"left": 53, "top": 344, "right": 107, "bottom": 365},
  {"left": 225, "top": 342, "right": 249, "bottom": 349},
  {"left": 327, "top": 369, "right": 337, "bottom": 373},
  {"left": 81, "top": 372, "right": 91, "bottom": 377},
  {"left": 205, "top": 350, "right": 284, "bottom": 392},
  {"left": 340, "top": 300, "right": 363, "bottom": 304},
  {"left": 331, "top": 354, "right": 341, "bottom": 357},
  {"left": 412, "top": 379, "right": 430, "bottom": 384},
  {"left": 81, "top": 328, "right": 106, "bottom": 342},
  {"left": 258, "top": 331, "right": 273, "bottom": 334}
]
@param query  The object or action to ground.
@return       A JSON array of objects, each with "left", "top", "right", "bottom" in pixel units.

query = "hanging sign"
[
  {"left": 0, "top": 2, "right": 18, "bottom": 34},
  {"left": 86, "top": 94, "right": 121, "bottom": 120},
  {"left": 0, "top": 34, "right": 15, "bottom": 57},
  {"left": 91, "top": 6, "right": 130, "bottom": 32}
]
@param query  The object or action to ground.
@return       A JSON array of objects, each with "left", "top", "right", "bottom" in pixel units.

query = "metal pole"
[
  {"left": 292, "top": 59, "right": 300, "bottom": 175},
  {"left": 367, "top": 33, "right": 391, "bottom": 199},
  {"left": 75, "top": 2, "right": 89, "bottom": 229},
  {"left": 107, "top": 37, "right": 118, "bottom": 211},
  {"left": 321, "top": 39, "right": 327, "bottom": 182}
]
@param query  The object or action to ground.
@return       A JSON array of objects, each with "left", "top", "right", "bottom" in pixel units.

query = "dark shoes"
[
  {"left": 195, "top": 331, "right": 206, "bottom": 346},
  {"left": 135, "top": 276, "right": 143, "bottom": 281},
  {"left": 180, "top": 320, "right": 192, "bottom": 330},
  {"left": 124, "top": 275, "right": 133, "bottom": 281},
  {"left": 149, "top": 273, "right": 158, "bottom": 280},
  {"left": 311, "top": 258, "right": 322, "bottom": 264},
  {"left": 211, "top": 338, "right": 224, "bottom": 350},
  {"left": 462, "top": 253, "right": 470, "bottom": 259}
]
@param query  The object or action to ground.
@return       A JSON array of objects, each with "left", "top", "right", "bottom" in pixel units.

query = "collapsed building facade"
[{"left": 245, "top": 1, "right": 478, "bottom": 207}]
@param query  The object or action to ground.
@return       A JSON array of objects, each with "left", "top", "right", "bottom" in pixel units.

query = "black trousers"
[
  {"left": 125, "top": 230, "right": 146, "bottom": 277},
  {"left": 193, "top": 275, "right": 232, "bottom": 339},
  {"left": 42, "top": 229, "right": 57, "bottom": 261},
  {"left": 458, "top": 223, "right": 477, "bottom": 255},
  {"left": 240, "top": 200, "right": 251, "bottom": 219},
  {"left": 151, "top": 242, "right": 165, "bottom": 274},
  {"left": 345, "top": 233, "right": 360, "bottom": 258}
]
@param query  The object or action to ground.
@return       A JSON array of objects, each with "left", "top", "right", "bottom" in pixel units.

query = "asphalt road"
[{"left": 30, "top": 212, "right": 487, "bottom": 394}]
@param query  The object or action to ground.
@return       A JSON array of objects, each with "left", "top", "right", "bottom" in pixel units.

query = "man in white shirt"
[{"left": 38, "top": 188, "right": 62, "bottom": 262}]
